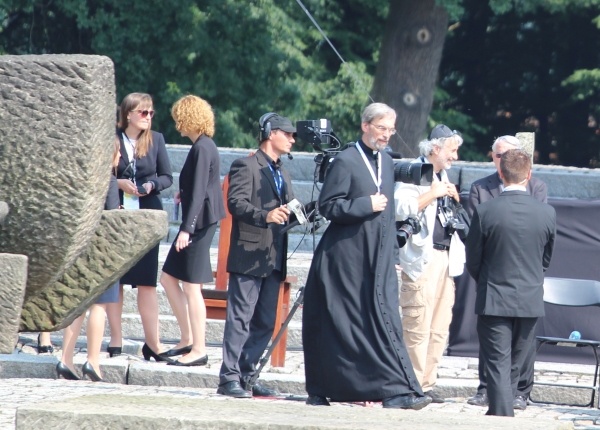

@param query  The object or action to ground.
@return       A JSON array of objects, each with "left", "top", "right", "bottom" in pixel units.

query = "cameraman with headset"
[
  {"left": 394, "top": 124, "right": 465, "bottom": 403},
  {"left": 217, "top": 113, "right": 296, "bottom": 399}
]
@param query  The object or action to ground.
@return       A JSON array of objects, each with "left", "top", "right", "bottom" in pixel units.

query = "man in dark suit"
[
  {"left": 217, "top": 113, "right": 296, "bottom": 398},
  {"left": 466, "top": 149, "right": 556, "bottom": 417},
  {"left": 467, "top": 135, "right": 547, "bottom": 410}
]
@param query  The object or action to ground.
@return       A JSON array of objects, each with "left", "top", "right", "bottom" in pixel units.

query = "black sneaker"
[{"left": 424, "top": 390, "right": 445, "bottom": 403}]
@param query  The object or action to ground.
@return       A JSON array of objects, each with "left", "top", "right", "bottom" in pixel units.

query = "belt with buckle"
[{"left": 433, "top": 243, "right": 450, "bottom": 251}]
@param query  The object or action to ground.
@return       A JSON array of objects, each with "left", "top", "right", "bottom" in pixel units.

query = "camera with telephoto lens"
[
  {"left": 440, "top": 196, "right": 466, "bottom": 236},
  {"left": 394, "top": 162, "right": 433, "bottom": 186},
  {"left": 396, "top": 216, "right": 421, "bottom": 248}
]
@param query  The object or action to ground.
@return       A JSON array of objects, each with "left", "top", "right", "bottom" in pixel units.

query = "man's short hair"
[
  {"left": 361, "top": 102, "right": 396, "bottom": 124},
  {"left": 492, "top": 135, "right": 522, "bottom": 152},
  {"left": 500, "top": 149, "right": 531, "bottom": 184}
]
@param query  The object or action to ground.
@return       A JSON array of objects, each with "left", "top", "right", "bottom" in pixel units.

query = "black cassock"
[{"left": 303, "top": 141, "right": 423, "bottom": 402}]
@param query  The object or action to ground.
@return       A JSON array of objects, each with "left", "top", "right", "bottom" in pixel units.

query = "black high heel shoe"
[
  {"left": 82, "top": 361, "right": 103, "bottom": 382},
  {"left": 37, "top": 333, "right": 54, "bottom": 354},
  {"left": 142, "top": 343, "right": 174, "bottom": 363},
  {"left": 56, "top": 362, "right": 80, "bottom": 380},
  {"left": 107, "top": 346, "right": 122, "bottom": 357},
  {"left": 160, "top": 345, "right": 192, "bottom": 358}
]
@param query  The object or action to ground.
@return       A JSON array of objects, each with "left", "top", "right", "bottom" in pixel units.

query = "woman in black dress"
[
  {"left": 160, "top": 95, "right": 225, "bottom": 366},
  {"left": 106, "top": 92, "right": 173, "bottom": 361}
]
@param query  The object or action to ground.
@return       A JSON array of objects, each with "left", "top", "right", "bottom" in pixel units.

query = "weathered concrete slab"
[
  {"left": 0, "top": 253, "right": 28, "bottom": 352},
  {"left": 0, "top": 54, "right": 116, "bottom": 304},
  {"left": 20, "top": 210, "right": 169, "bottom": 331},
  {"left": 15, "top": 393, "right": 574, "bottom": 430}
]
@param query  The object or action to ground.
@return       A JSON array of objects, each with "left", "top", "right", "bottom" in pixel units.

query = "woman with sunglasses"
[
  {"left": 106, "top": 92, "right": 174, "bottom": 362},
  {"left": 159, "top": 95, "right": 225, "bottom": 366}
]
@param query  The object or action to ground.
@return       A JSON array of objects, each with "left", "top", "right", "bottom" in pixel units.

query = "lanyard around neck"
[
  {"left": 356, "top": 142, "right": 381, "bottom": 192},
  {"left": 123, "top": 133, "right": 137, "bottom": 183}
]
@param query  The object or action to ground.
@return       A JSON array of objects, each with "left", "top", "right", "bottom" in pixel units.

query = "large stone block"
[
  {"left": 0, "top": 55, "right": 116, "bottom": 299},
  {"left": 0, "top": 254, "right": 28, "bottom": 353},
  {"left": 20, "top": 210, "right": 168, "bottom": 331}
]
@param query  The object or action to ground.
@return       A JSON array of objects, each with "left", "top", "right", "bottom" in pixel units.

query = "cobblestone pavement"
[{"left": 2, "top": 337, "right": 600, "bottom": 429}]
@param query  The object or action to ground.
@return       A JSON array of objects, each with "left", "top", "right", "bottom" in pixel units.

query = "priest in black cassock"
[{"left": 302, "top": 103, "right": 431, "bottom": 410}]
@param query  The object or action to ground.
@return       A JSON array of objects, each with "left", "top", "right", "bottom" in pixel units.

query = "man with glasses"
[
  {"left": 302, "top": 102, "right": 430, "bottom": 410},
  {"left": 466, "top": 135, "right": 547, "bottom": 410},
  {"left": 394, "top": 124, "right": 466, "bottom": 404},
  {"left": 217, "top": 113, "right": 296, "bottom": 398}
]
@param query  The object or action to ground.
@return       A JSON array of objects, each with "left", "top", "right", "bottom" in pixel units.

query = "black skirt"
[
  {"left": 121, "top": 193, "right": 162, "bottom": 287},
  {"left": 161, "top": 222, "right": 217, "bottom": 284}
]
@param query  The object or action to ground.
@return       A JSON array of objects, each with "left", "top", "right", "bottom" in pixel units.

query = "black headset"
[{"left": 258, "top": 112, "right": 277, "bottom": 142}]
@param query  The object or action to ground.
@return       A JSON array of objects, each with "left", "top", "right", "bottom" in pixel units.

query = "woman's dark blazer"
[
  {"left": 116, "top": 130, "right": 173, "bottom": 205},
  {"left": 178, "top": 135, "right": 226, "bottom": 233}
]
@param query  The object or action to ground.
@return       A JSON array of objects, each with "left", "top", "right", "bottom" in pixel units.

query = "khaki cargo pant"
[{"left": 399, "top": 249, "right": 455, "bottom": 392}]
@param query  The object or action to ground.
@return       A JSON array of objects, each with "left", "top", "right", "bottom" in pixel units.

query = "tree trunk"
[{"left": 371, "top": 0, "right": 448, "bottom": 157}]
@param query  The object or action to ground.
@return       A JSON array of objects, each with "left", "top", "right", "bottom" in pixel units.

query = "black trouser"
[
  {"left": 219, "top": 270, "right": 281, "bottom": 386},
  {"left": 476, "top": 319, "right": 536, "bottom": 398},
  {"left": 477, "top": 315, "right": 537, "bottom": 417}
]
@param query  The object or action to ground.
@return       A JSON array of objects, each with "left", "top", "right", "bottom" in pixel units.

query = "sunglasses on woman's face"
[{"left": 132, "top": 109, "right": 155, "bottom": 119}]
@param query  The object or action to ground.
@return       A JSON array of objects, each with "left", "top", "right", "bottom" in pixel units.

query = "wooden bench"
[{"left": 202, "top": 173, "right": 294, "bottom": 367}]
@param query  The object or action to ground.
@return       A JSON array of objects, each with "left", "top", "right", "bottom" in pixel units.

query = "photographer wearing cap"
[
  {"left": 394, "top": 124, "right": 465, "bottom": 403},
  {"left": 217, "top": 113, "right": 296, "bottom": 399}
]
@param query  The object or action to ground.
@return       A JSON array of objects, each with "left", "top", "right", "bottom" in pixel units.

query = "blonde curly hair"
[{"left": 171, "top": 95, "right": 215, "bottom": 138}]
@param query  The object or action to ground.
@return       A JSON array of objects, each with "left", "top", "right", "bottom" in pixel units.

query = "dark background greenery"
[{"left": 1, "top": 0, "right": 599, "bottom": 167}]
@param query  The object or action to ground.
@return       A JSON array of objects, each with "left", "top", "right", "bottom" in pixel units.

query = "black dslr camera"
[
  {"left": 439, "top": 196, "right": 468, "bottom": 240},
  {"left": 396, "top": 216, "right": 421, "bottom": 248}
]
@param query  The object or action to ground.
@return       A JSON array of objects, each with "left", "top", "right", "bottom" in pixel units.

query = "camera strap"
[{"left": 356, "top": 142, "right": 381, "bottom": 192}]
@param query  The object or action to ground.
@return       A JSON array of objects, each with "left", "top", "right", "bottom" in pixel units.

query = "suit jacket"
[
  {"left": 226, "top": 149, "right": 294, "bottom": 278},
  {"left": 178, "top": 135, "right": 225, "bottom": 233},
  {"left": 466, "top": 190, "right": 556, "bottom": 318},
  {"left": 467, "top": 172, "right": 547, "bottom": 216},
  {"left": 116, "top": 130, "right": 173, "bottom": 194}
]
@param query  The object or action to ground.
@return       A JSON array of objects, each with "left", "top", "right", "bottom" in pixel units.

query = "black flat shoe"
[
  {"left": 161, "top": 345, "right": 192, "bottom": 357},
  {"left": 306, "top": 395, "right": 330, "bottom": 406},
  {"left": 56, "top": 362, "right": 80, "bottom": 380},
  {"left": 37, "top": 334, "right": 54, "bottom": 354},
  {"left": 382, "top": 393, "right": 432, "bottom": 410},
  {"left": 107, "top": 346, "right": 122, "bottom": 357},
  {"left": 167, "top": 355, "right": 208, "bottom": 367},
  {"left": 142, "top": 343, "right": 174, "bottom": 363},
  {"left": 82, "top": 362, "right": 103, "bottom": 382}
]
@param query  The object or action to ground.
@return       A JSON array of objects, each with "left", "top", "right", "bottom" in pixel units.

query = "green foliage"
[{"left": 1, "top": 0, "right": 600, "bottom": 166}]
